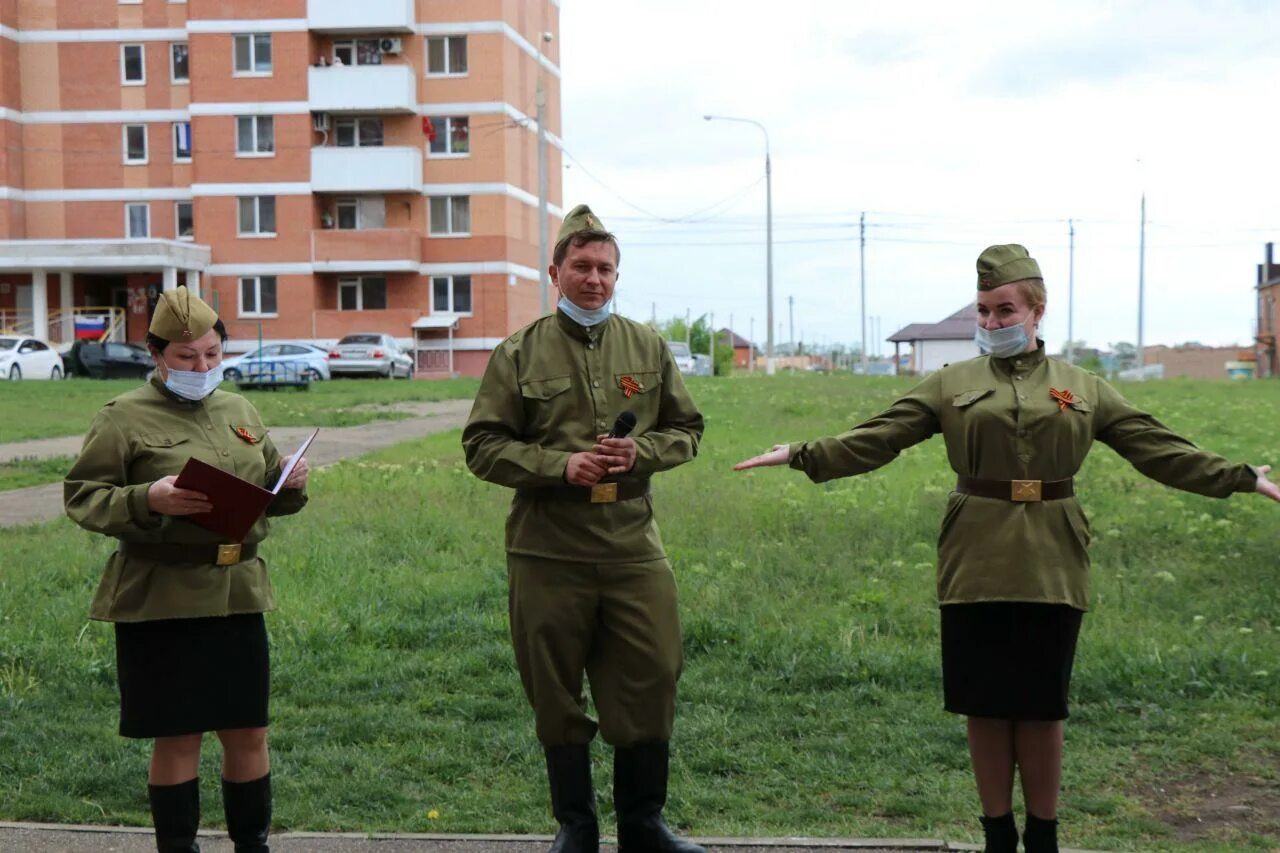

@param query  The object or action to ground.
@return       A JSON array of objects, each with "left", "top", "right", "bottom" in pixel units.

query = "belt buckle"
[
  {"left": 216, "top": 543, "right": 242, "bottom": 566},
  {"left": 1011, "top": 480, "right": 1043, "bottom": 502},
  {"left": 590, "top": 483, "right": 619, "bottom": 504}
]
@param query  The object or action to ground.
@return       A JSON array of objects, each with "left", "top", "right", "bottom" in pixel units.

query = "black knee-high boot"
[
  {"left": 148, "top": 778, "right": 201, "bottom": 853},
  {"left": 222, "top": 773, "right": 272, "bottom": 852},
  {"left": 613, "top": 742, "right": 705, "bottom": 853},
  {"left": 978, "top": 811, "right": 1018, "bottom": 853},
  {"left": 545, "top": 744, "right": 599, "bottom": 853},
  {"left": 1023, "top": 813, "right": 1059, "bottom": 853}
]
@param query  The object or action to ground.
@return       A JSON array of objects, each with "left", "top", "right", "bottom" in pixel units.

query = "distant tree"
[
  {"left": 658, "top": 315, "right": 733, "bottom": 375},
  {"left": 1060, "top": 340, "right": 1089, "bottom": 363},
  {"left": 1110, "top": 341, "right": 1137, "bottom": 371}
]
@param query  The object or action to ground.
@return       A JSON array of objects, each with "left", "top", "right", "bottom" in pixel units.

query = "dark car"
[{"left": 64, "top": 341, "right": 155, "bottom": 379}]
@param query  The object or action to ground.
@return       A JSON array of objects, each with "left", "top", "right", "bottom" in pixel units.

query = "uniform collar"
[
  {"left": 555, "top": 308, "right": 611, "bottom": 343},
  {"left": 990, "top": 339, "right": 1047, "bottom": 374}
]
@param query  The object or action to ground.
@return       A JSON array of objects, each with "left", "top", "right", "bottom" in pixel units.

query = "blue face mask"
[
  {"left": 557, "top": 296, "right": 612, "bottom": 328},
  {"left": 975, "top": 323, "right": 1030, "bottom": 358}
]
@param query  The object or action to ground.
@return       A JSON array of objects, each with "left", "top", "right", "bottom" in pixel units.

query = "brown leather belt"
[
  {"left": 120, "top": 541, "right": 258, "bottom": 566},
  {"left": 517, "top": 478, "right": 651, "bottom": 504},
  {"left": 956, "top": 475, "right": 1074, "bottom": 502}
]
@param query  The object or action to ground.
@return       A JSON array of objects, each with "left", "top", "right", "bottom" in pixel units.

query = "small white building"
[{"left": 887, "top": 304, "right": 980, "bottom": 374}]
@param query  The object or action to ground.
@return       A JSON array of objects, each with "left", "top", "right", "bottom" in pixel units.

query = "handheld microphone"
[{"left": 608, "top": 411, "right": 637, "bottom": 439}]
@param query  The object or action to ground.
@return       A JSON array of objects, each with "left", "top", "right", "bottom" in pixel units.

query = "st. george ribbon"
[{"left": 608, "top": 411, "right": 637, "bottom": 439}]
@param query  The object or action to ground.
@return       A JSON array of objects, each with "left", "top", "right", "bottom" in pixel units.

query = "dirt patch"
[{"left": 1141, "top": 762, "right": 1280, "bottom": 844}]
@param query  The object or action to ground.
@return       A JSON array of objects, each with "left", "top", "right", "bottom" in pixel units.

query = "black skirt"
[
  {"left": 940, "top": 602, "right": 1083, "bottom": 721},
  {"left": 114, "top": 613, "right": 270, "bottom": 739}
]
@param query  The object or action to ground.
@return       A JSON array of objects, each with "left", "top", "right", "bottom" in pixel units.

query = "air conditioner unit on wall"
[
  {"left": 379, "top": 37, "right": 403, "bottom": 54},
  {"left": 312, "top": 112, "right": 330, "bottom": 132}
]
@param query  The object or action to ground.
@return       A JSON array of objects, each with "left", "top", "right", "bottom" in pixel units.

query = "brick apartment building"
[
  {"left": 0, "top": 0, "right": 562, "bottom": 377},
  {"left": 1257, "top": 242, "right": 1280, "bottom": 378}
]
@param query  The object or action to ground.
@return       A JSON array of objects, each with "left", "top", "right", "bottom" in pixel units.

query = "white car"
[
  {"left": 328, "top": 333, "right": 414, "bottom": 379},
  {"left": 0, "top": 335, "right": 65, "bottom": 381},
  {"left": 222, "top": 342, "right": 331, "bottom": 382},
  {"left": 667, "top": 340, "right": 695, "bottom": 374}
]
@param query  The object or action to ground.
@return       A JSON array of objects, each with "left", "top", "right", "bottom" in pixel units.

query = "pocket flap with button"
[
  {"left": 951, "top": 387, "right": 995, "bottom": 408},
  {"left": 1066, "top": 396, "right": 1092, "bottom": 413},
  {"left": 613, "top": 371, "right": 661, "bottom": 395},
  {"left": 138, "top": 434, "right": 190, "bottom": 448},
  {"left": 520, "top": 375, "right": 572, "bottom": 400}
]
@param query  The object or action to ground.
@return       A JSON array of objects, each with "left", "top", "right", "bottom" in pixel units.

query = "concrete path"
[
  {"left": 0, "top": 824, "right": 996, "bottom": 852},
  {"left": 0, "top": 399, "right": 472, "bottom": 529}
]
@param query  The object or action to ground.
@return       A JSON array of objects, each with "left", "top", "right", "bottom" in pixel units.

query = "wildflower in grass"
[
  {"left": 427, "top": 809, "right": 440, "bottom": 820},
  {"left": 1154, "top": 571, "right": 1176, "bottom": 582}
]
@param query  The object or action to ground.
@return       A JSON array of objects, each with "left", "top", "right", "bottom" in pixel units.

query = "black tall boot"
[
  {"left": 978, "top": 812, "right": 1018, "bottom": 853},
  {"left": 222, "top": 773, "right": 272, "bottom": 852},
  {"left": 613, "top": 742, "right": 705, "bottom": 853},
  {"left": 545, "top": 744, "right": 599, "bottom": 853},
  {"left": 148, "top": 778, "right": 201, "bottom": 853},
  {"left": 1023, "top": 813, "right": 1059, "bottom": 853}
]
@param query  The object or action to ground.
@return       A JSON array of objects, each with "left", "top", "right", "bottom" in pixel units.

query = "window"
[
  {"left": 123, "top": 125, "right": 147, "bottom": 164},
  {"left": 239, "top": 276, "right": 278, "bottom": 317},
  {"left": 176, "top": 201, "right": 194, "bottom": 240},
  {"left": 338, "top": 276, "right": 388, "bottom": 311},
  {"left": 334, "top": 117, "right": 383, "bottom": 148},
  {"left": 428, "top": 116, "right": 470, "bottom": 156},
  {"left": 233, "top": 33, "right": 272, "bottom": 75},
  {"left": 173, "top": 122, "right": 192, "bottom": 161},
  {"left": 432, "top": 275, "right": 472, "bottom": 314},
  {"left": 125, "top": 203, "right": 150, "bottom": 238},
  {"left": 332, "top": 38, "right": 383, "bottom": 66},
  {"left": 429, "top": 196, "right": 470, "bottom": 236},
  {"left": 236, "top": 115, "right": 274, "bottom": 155},
  {"left": 237, "top": 196, "right": 277, "bottom": 236},
  {"left": 426, "top": 36, "right": 467, "bottom": 75},
  {"left": 171, "top": 43, "right": 189, "bottom": 82},
  {"left": 334, "top": 197, "right": 385, "bottom": 230},
  {"left": 121, "top": 44, "right": 145, "bottom": 84}
]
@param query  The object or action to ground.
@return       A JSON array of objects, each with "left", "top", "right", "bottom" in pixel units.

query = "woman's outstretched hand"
[
  {"left": 1254, "top": 464, "right": 1280, "bottom": 503},
  {"left": 733, "top": 444, "right": 791, "bottom": 471}
]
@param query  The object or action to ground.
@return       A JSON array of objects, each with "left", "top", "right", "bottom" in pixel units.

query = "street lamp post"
[{"left": 704, "top": 114, "right": 774, "bottom": 375}]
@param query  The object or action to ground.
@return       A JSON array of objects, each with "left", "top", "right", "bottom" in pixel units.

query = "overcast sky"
[{"left": 557, "top": 0, "right": 1279, "bottom": 355}]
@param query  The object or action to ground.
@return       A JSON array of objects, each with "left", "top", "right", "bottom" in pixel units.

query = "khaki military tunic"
[
  {"left": 790, "top": 346, "right": 1256, "bottom": 611},
  {"left": 463, "top": 311, "right": 704, "bottom": 561},
  {"left": 65, "top": 377, "right": 308, "bottom": 622}
]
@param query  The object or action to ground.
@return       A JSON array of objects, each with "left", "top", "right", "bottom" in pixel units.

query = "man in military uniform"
[{"left": 463, "top": 205, "right": 706, "bottom": 853}]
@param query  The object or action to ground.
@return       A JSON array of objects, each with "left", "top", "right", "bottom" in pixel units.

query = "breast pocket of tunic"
[
  {"left": 951, "top": 387, "right": 996, "bottom": 409},
  {"left": 613, "top": 370, "right": 661, "bottom": 413},
  {"left": 519, "top": 375, "right": 574, "bottom": 433},
  {"left": 135, "top": 433, "right": 193, "bottom": 481},
  {"left": 226, "top": 424, "right": 269, "bottom": 483}
]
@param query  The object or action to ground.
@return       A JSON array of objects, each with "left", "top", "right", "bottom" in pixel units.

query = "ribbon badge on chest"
[
  {"left": 619, "top": 375, "right": 642, "bottom": 398},
  {"left": 1049, "top": 388, "right": 1075, "bottom": 412},
  {"left": 233, "top": 426, "right": 260, "bottom": 444}
]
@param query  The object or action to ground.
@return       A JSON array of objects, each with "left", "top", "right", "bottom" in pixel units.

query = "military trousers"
[{"left": 507, "top": 554, "right": 684, "bottom": 747}]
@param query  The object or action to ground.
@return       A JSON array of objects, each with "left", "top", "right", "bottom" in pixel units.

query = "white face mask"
[
  {"left": 557, "top": 295, "right": 612, "bottom": 328},
  {"left": 975, "top": 323, "right": 1030, "bottom": 358},
  {"left": 161, "top": 365, "right": 223, "bottom": 401}
]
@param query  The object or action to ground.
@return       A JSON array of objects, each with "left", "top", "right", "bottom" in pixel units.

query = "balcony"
[
  {"left": 307, "top": 0, "right": 415, "bottom": 33},
  {"left": 308, "top": 65, "right": 417, "bottom": 114},
  {"left": 311, "top": 146, "right": 422, "bottom": 194},
  {"left": 311, "top": 228, "right": 422, "bottom": 274}
]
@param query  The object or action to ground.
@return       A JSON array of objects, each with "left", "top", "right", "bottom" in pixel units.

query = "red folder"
[{"left": 173, "top": 429, "right": 317, "bottom": 542}]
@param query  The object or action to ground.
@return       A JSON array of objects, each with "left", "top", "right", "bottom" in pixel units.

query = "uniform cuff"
[
  {"left": 128, "top": 483, "right": 162, "bottom": 529},
  {"left": 1236, "top": 464, "right": 1261, "bottom": 494},
  {"left": 787, "top": 442, "right": 806, "bottom": 470}
]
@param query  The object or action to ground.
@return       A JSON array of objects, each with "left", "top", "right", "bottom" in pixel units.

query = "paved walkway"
[
  {"left": 0, "top": 824, "right": 997, "bottom": 852},
  {"left": 0, "top": 399, "right": 472, "bottom": 528}
]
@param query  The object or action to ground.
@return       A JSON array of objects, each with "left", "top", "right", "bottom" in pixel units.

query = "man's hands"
[
  {"left": 1255, "top": 464, "right": 1280, "bottom": 503},
  {"left": 565, "top": 437, "right": 638, "bottom": 486},
  {"left": 733, "top": 444, "right": 791, "bottom": 471},
  {"left": 147, "top": 476, "right": 212, "bottom": 516},
  {"left": 280, "top": 454, "right": 309, "bottom": 490}
]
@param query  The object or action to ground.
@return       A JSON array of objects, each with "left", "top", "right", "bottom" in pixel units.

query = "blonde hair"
[{"left": 1015, "top": 278, "right": 1046, "bottom": 310}]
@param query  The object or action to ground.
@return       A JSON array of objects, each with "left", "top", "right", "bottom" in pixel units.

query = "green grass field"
[
  {"left": 0, "top": 376, "right": 480, "bottom": 444},
  {"left": 0, "top": 455, "right": 77, "bottom": 492},
  {"left": 1, "top": 374, "right": 1277, "bottom": 850}
]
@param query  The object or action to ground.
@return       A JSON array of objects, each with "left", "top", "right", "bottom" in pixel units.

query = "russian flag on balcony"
[{"left": 75, "top": 316, "right": 108, "bottom": 340}]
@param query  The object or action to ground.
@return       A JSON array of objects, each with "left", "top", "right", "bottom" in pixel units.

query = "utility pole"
[
  {"left": 536, "top": 32, "right": 553, "bottom": 315},
  {"left": 651, "top": 301, "right": 657, "bottom": 327},
  {"left": 729, "top": 312, "right": 734, "bottom": 372},
  {"left": 1137, "top": 194, "right": 1146, "bottom": 379},
  {"left": 859, "top": 212, "right": 868, "bottom": 373},
  {"left": 709, "top": 312, "right": 716, "bottom": 376},
  {"left": 1067, "top": 218, "right": 1075, "bottom": 364},
  {"left": 749, "top": 316, "right": 756, "bottom": 372},
  {"left": 788, "top": 295, "right": 795, "bottom": 351},
  {"left": 685, "top": 308, "right": 691, "bottom": 348}
]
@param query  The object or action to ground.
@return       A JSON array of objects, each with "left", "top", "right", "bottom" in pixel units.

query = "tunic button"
[
  {"left": 598, "top": 420, "right": 607, "bottom": 428},
  {"left": 1019, "top": 394, "right": 1027, "bottom": 401},
  {"left": 592, "top": 380, "right": 600, "bottom": 388},
  {"left": 221, "top": 450, "right": 230, "bottom": 457},
  {"left": 205, "top": 424, "right": 213, "bottom": 429},
  {"left": 588, "top": 343, "right": 595, "bottom": 350}
]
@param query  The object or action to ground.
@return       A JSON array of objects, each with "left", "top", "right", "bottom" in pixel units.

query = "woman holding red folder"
[{"left": 65, "top": 287, "right": 309, "bottom": 853}]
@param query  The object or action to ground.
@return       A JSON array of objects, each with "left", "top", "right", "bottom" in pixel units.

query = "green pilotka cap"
[
  {"left": 149, "top": 286, "right": 218, "bottom": 341},
  {"left": 555, "top": 204, "right": 611, "bottom": 252},
  {"left": 976, "top": 244, "right": 1043, "bottom": 290}
]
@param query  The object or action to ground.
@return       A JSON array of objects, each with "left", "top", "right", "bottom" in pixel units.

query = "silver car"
[
  {"left": 667, "top": 340, "right": 695, "bottom": 374},
  {"left": 328, "top": 333, "right": 414, "bottom": 379},
  {"left": 223, "top": 342, "right": 331, "bottom": 382}
]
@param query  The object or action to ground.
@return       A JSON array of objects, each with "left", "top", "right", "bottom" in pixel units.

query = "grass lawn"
[
  {"left": 0, "top": 455, "right": 77, "bottom": 492},
  {"left": 0, "top": 376, "right": 480, "bottom": 444},
  {"left": 1, "top": 374, "right": 1276, "bottom": 850}
]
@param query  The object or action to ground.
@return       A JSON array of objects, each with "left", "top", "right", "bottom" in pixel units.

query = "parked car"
[
  {"left": 667, "top": 340, "right": 695, "bottom": 374},
  {"left": 328, "top": 333, "right": 414, "bottom": 379},
  {"left": 222, "top": 342, "right": 331, "bottom": 382},
  {"left": 1, "top": 335, "right": 65, "bottom": 380},
  {"left": 62, "top": 340, "right": 154, "bottom": 379}
]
